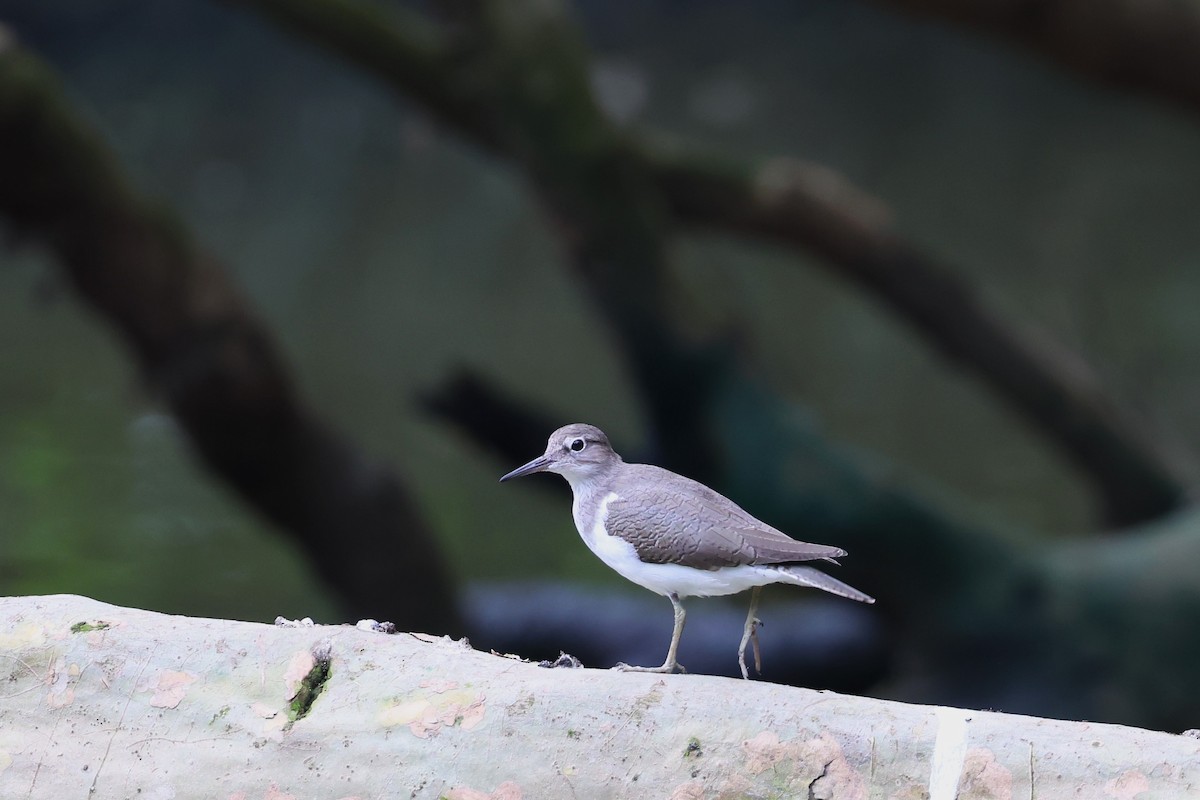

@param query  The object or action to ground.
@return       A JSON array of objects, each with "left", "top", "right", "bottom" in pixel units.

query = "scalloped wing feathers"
[{"left": 604, "top": 464, "right": 846, "bottom": 570}]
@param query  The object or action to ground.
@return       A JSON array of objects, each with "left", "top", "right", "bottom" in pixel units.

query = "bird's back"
[{"left": 603, "top": 463, "right": 845, "bottom": 570}]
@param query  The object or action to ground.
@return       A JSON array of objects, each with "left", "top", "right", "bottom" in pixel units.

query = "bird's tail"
[{"left": 775, "top": 565, "right": 875, "bottom": 604}]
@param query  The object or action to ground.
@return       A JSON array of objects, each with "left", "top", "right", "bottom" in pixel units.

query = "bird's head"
[{"left": 499, "top": 423, "right": 621, "bottom": 488}]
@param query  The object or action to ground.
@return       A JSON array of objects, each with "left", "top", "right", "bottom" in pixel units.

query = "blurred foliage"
[
  {"left": 0, "top": 261, "right": 338, "bottom": 619},
  {"left": 1, "top": 0, "right": 1199, "bottom": 621}
]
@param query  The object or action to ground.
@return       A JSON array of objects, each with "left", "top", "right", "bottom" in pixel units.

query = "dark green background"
[{"left": 2, "top": 0, "right": 1198, "bottom": 622}]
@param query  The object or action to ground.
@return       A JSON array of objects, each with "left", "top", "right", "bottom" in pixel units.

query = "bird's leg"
[
  {"left": 751, "top": 618, "right": 763, "bottom": 674},
  {"left": 661, "top": 592, "right": 687, "bottom": 672},
  {"left": 615, "top": 593, "right": 687, "bottom": 674},
  {"left": 738, "top": 586, "right": 763, "bottom": 680}
]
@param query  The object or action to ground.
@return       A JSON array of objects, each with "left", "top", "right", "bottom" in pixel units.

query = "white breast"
[{"left": 571, "top": 491, "right": 779, "bottom": 599}]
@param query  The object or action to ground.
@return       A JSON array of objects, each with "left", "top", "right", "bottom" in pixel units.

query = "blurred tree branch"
[
  {"left": 442, "top": 0, "right": 730, "bottom": 480},
  {"left": 0, "top": 39, "right": 461, "bottom": 633},
  {"left": 866, "top": 0, "right": 1200, "bottom": 114},
  {"left": 226, "top": 0, "right": 727, "bottom": 482},
  {"left": 223, "top": 0, "right": 1189, "bottom": 527},
  {"left": 421, "top": 371, "right": 559, "bottom": 469},
  {"left": 645, "top": 146, "right": 1192, "bottom": 526},
  {"left": 221, "top": 0, "right": 1200, "bottom": 725}
]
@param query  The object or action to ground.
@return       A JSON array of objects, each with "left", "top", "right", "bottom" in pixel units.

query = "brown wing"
[{"left": 605, "top": 465, "right": 845, "bottom": 570}]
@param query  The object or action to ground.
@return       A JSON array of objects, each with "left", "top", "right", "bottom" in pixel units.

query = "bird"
[{"left": 499, "top": 423, "right": 874, "bottom": 678}]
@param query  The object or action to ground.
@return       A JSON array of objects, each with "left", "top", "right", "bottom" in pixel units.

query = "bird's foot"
[
  {"left": 613, "top": 661, "right": 686, "bottom": 674},
  {"left": 738, "top": 616, "right": 764, "bottom": 680}
]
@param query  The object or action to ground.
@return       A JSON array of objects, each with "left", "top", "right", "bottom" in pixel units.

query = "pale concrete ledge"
[{"left": 0, "top": 594, "right": 1196, "bottom": 799}]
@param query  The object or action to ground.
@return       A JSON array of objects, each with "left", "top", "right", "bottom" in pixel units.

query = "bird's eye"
[{"left": 569, "top": 438, "right": 587, "bottom": 453}]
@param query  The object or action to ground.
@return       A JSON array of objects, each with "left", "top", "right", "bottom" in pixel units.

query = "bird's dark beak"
[{"left": 499, "top": 455, "right": 552, "bottom": 482}]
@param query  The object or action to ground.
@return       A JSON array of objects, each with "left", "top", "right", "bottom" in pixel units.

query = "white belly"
[{"left": 573, "top": 492, "right": 781, "bottom": 599}]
